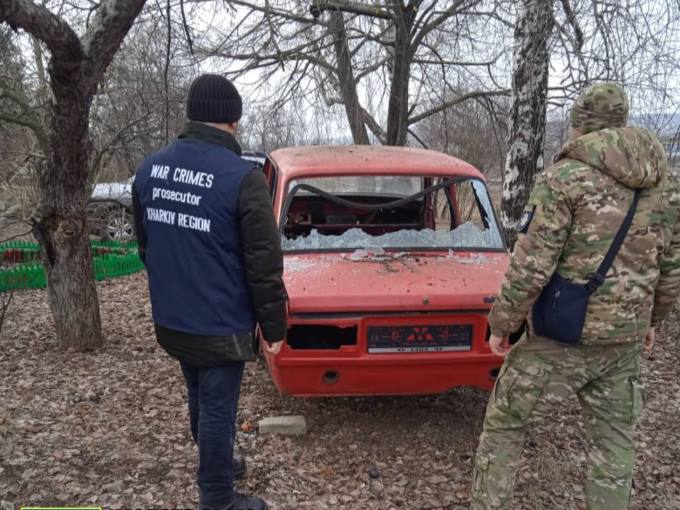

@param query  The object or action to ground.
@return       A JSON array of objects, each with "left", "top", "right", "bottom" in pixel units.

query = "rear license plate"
[{"left": 367, "top": 324, "right": 473, "bottom": 353}]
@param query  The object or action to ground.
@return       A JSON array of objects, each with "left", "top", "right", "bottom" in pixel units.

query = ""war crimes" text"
[{"left": 150, "top": 164, "right": 214, "bottom": 188}]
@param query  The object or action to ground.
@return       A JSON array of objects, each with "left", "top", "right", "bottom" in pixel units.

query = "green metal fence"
[{"left": 0, "top": 240, "right": 144, "bottom": 292}]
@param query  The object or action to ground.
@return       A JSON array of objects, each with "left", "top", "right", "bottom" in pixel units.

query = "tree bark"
[
  {"left": 385, "top": 4, "right": 414, "bottom": 146},
  {"left": 329, "top": 11, "right": 370, "bottom": 145},
  {"left": 1, "top": 0, "right": 146, "bottom": 351},
  {"left": 32, "top": 77, "right": 102, "bottom": 350},
  {"left": 501, "top": 0, "right": 554, "bottom": 248}
]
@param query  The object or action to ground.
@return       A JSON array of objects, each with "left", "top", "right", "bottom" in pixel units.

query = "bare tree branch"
[
  {"left": 80, "top": 0, "right": 146, "bottom": 90},
  {"left": 361, "top": 106, "right": 386, "bottom": 144},
  {"left": 408, "top": 89, "right": 510, "bottom": 125},
  {"left": 311, "top": 0, "right": 392, "bottom": 20},
  {"left": 179, "top": 0, "right": 193, "bottom": 54},
  {"left": 411, "top": 0, "right": 477, "bottom": 50},
  {"left": 91, "top": 101, "right": 165, "bottom": 179},
  {"left": 0, "top": 111, "right": 43, "bottom": 136},
  {"left": 0, "top": 0, "right": 83, "bottom": 64},
  {"left": 229, "top": 0, "right": 315, "bottom": 24},
  {"left": 559, "top": 0, "right": 584, "bottom": 49},
  {"left": 0, "top": 228, "right": 33, "bottom": 243},
  {"left": 407, "top": 127, "right": 428, "bottom": 148},
  {"left": 163, "top": 0, "right": 171, "bottom": 143},
  {"left": 0, "top": 78, "right": 49, "bottom": 151}
]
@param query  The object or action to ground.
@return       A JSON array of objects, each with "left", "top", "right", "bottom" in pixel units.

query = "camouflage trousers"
[{"left": 470, "top": 334, "right": 644, "bottom": 510}]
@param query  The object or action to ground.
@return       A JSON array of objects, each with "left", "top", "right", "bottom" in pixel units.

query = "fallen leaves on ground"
[{"left": 1, "top": 272, "right": 679, "bottom": 509}]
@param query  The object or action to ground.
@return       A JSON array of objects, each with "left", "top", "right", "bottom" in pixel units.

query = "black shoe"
[
  {"left": 233, "top": 452, "right": 247, "bottom": 481},
  {"left": 199, "top": 493, "right": 267, "bottom": 510},
  {"left": 230, "top": 492, "right": 268, "bottom": 510}
]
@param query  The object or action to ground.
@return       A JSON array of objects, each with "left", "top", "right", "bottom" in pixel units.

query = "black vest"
[{"left": 134, "top": 125, "right": 255, "bottom": 336}]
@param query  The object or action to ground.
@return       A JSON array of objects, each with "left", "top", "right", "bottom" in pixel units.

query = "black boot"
[
  {"left": 232, "top": 452, "right": 247, "bottom": 481},
  {"left": 199, "top": 493, "right": 267, "bottom": 510},
  {"left": 230, "top": 493, "right": 268, "bottom": 510}
]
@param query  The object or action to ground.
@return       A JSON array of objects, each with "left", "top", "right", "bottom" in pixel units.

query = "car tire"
[
  {"left": 88, "top": 202, "right": 135, "bottom": 242},
  {"left": 104, "top": 208, "right": 135, "bottom": 242}
]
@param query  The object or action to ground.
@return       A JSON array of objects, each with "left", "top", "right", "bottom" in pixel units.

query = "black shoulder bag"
[{"left": 531, "top": 189, "right": 641, "bottom": 345}]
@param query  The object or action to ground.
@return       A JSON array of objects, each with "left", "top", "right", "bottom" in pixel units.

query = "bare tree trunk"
[
  {"left": 329, "top": 11, "right": 370, "bottom": 145},
  {"left": 32, "top": 82, "right": 102, "bottom": 350},
  {"left": 501, "top": 0, "right": 554, "bottom": 248},
  {"left": 385, "top": 6, "right": 413, "bottom": 147}
]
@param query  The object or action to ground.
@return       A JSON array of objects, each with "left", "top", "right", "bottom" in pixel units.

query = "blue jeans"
[{"left": 181, "top": 361, "right": 245, "bottom": 508}]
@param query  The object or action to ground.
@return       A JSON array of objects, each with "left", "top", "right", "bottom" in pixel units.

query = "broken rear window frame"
[{"left": 279, "top": 175, "right": 507, "bottom": 254}]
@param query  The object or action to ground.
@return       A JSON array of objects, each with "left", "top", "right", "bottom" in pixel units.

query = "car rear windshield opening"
[
  {"left": 286, "top": 325, "right": 358, "bottom": 350},
  {"left": 281, "top": 176, "right": 503, "bottom": 251}
]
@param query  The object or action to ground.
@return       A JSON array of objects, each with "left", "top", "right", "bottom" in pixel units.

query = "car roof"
[
  {"left": 242, "top": 153, "right": 265, "bottom": 167},
  {"left": 269, "top": 145, "right": 485, "bottom": 180}
]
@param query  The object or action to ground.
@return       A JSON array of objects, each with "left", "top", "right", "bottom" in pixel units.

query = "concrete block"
[{"left": 258, "top": 415, "right": 307, "bottom": 436}]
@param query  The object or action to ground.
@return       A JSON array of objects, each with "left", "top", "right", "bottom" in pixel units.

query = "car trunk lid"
[{"left": 284, "top": 250, "right": 508, "bottom": 314}]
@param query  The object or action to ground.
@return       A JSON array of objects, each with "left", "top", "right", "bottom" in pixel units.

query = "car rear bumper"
[
  {"left": 262, "top": 312, "right": 503, "bottom": 396},
  {"left": 265, "top": 353, "right": 501, "bottom": 396}
]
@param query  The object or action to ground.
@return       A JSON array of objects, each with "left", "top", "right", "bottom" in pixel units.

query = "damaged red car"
[{"left": 260, "top": 145, "right": 509, "bottom": 396}]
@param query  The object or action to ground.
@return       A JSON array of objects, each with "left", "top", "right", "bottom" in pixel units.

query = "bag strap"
[{"left": 585, "top": 189, "right": 641, "bottom": 294}]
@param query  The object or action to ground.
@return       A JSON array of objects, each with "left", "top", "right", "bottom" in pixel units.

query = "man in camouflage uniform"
[{"left": 470, "top": 83, "right": 680, "bottom": 509}]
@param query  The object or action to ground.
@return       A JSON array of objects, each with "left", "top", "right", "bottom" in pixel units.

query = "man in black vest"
[{"left": 133, "top": 74, "right": 287, "bottom": 510}]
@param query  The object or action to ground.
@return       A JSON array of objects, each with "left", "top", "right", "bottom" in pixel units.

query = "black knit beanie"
[{"left": 186, "top": 74, "right": 242, "bottom": 124}]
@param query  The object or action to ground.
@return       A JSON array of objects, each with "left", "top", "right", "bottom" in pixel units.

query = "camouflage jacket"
[{"left": 489, "top": 127, "right": 680, "bottom": 345}]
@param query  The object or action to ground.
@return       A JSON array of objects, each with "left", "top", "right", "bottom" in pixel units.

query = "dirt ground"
[{"left": 1, "top": 272, "right": 679, "bottom": 510}]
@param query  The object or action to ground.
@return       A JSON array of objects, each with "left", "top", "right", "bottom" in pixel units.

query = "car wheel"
[{"left": 104, "top": 207, "right": 135, "bottom": 242}]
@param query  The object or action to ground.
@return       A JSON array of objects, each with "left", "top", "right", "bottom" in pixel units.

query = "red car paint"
[{"left": 261, "top": 145, "right": 509, "bottom": 396}]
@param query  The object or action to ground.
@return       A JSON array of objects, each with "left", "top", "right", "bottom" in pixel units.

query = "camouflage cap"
[{"left": 570, "top": 83, "right": 629, "bottom": 134}]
